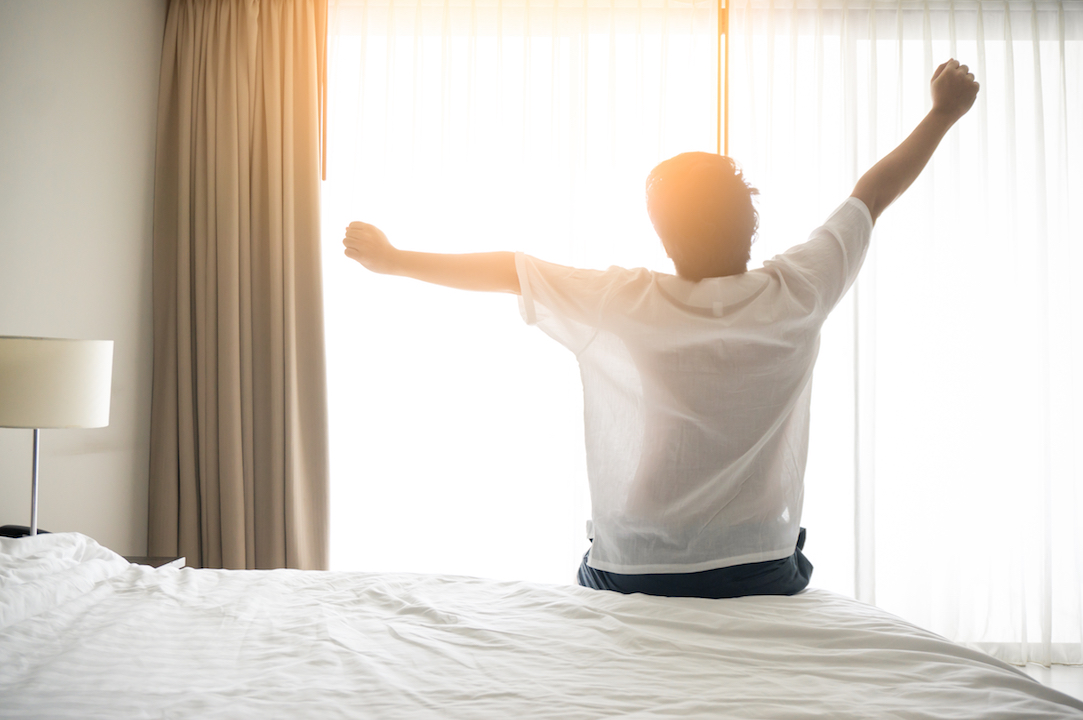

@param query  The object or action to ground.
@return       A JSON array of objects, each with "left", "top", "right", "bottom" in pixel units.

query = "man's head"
[{"left": 645, "top": 153, "right": 759, "bottom": 281}]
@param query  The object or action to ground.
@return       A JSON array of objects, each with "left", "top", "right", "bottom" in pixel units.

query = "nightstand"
[{"left": 124, "top": 556, "right": 186, "bottom": 569}]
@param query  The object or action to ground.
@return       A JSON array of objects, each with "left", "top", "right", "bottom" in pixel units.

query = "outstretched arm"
[
  {"left": 343, "top": 222, "right": 521, "bottom": 295},
  {"left": 851, "top": 59, "right": 980, "bottom": 223}
]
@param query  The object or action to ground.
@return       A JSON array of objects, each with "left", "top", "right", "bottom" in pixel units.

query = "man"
[{"left": 343, "top": 59, "right": 979, "bottom": 598}]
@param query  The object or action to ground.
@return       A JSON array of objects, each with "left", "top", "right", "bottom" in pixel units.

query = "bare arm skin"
[
  {"left": 851, "top": 59, "right": 980, "bottom": 223},
  {"left": 343, "top": 222, "right": 521, "bottom": 295}
]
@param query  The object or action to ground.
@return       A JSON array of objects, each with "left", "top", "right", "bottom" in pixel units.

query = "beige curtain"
[{"left": 149, "top": 0, "right": 329, "bottom": 570}]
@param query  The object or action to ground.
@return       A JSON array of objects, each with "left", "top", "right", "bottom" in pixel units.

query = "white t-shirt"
[{"left": 516, "top": 197, "right": 874, "bottom": 574}]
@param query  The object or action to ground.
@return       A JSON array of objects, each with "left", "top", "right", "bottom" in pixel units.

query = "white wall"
[{"left": 0, "top": 0, "right": 167, "bottom": 555}]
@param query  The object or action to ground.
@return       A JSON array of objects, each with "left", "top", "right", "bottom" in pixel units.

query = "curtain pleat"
[{"left": 150, "top": 0, "right": 329, "bottom": 570}]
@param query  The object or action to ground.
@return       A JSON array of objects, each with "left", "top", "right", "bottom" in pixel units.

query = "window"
[{"left": 323, "top": 0, "right": 1083, "bottom": 664}]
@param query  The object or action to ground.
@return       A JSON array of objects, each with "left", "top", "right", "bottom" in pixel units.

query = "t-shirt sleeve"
[
  {"left": 515, "top": 252, "right": 646, "bottom": 356},
  {"left": 763, "top": 196, "right": 874, "bottom": 313}
]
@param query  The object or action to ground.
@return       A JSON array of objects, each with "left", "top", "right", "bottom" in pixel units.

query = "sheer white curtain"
[
  {"left": 322, "top": 0, "right": 1083, "bottom": 665},
  {"left": 322, "top": 0, "right": 718, "bottom": 585},
  {"left": 726, "top": 0, "right": 1082, "bottom": 665}
]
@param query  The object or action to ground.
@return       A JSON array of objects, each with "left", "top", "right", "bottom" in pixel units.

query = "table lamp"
[{"left": 0, "top": 336, "right": 113, "bottom": 536}]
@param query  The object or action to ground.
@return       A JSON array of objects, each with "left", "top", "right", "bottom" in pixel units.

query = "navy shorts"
[{"left": 577, "top": 527, "right": 812, "bottom": 599}]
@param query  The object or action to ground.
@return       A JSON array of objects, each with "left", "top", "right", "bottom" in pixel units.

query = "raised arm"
[
  {"left": 851, "top": 59, "right": 980, "bottom": 223},
  {"left": 343, "top": 221, "right": 521, "bottom": 295}
]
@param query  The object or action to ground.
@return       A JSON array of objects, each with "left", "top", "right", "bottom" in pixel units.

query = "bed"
[{"left": 2, "top": 533, "right": 1081, "bottom": 719}]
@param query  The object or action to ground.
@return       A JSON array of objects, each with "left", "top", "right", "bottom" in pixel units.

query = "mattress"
[{"left": 1, "top": 532, "right": 1081, "bottom": 719}]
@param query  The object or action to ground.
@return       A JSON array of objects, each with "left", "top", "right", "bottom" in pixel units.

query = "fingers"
[
  {"left": 342, "top": 222, "right": 392, "bottom": 271},
  {"left": 934, "top": 58, "right": 974, "bottom": 82},
  {"left": 935, "top": 58, "right": 961, "bottom": 79},
  {"left": 948, "top": 61, "right": 977, "bottom": 84},
  {"left": 932, "top": 58, "right": 980, "bottom": 92},
  {"left": 343, "top": 243, "right": 371, "bottom": 266},
  {"left": 931, "top": 58, "right": 980, "bottom": 118},
  {"left": 959, "top": 64, "right": 978, "bottom": 92},
  {"left": 345, "top": 222, "right": 372, "bottom": 239},
  {"left": 343, "top": 222, "right": 379, "bottom": 246},
  {"left": 342, "top": 224, "right": 396, "bottom": 274}
]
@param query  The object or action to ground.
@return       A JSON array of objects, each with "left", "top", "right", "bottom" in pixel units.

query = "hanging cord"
[{"left": 717, "top": 0, "right": 729, "bottom": 155}]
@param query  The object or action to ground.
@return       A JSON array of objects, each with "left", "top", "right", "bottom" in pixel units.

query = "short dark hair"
[{"left": 645, "top": 153, "right": 759, "bottom": 280}]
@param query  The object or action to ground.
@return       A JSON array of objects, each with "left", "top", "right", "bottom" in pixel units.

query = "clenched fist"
[
  {"left": 931, "top": 58, "right": 980, "bottom": 121},
  {"left": 343, "top": 222, "right": 400, "bottom": 275}
]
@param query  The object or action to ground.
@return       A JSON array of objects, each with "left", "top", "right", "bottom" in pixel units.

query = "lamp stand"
[{"left": 30, "top": 428, "right": 40, "bottom": 537}]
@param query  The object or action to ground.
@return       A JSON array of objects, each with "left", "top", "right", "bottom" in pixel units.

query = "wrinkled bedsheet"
[{"left": 2, "top": 533, "right": 1081, "bottom": 719}]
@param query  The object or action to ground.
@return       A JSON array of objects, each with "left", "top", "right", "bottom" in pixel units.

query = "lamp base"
[{"left": 0, "top": 525, "right": 51, "bottom": 538}]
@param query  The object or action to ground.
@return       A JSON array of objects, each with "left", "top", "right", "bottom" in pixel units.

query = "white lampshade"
[{"left": 0, "top": 337, "right": 114, "bottom": 429}]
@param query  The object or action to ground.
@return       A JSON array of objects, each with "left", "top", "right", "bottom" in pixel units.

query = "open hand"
[
  {"left": 343, "top": 222, "right": 399, "bottom": 274},
  {"left": 931, "top": 59, "right": 979, "bottom": 121}
]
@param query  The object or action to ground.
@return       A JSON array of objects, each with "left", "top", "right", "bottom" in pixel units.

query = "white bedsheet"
[{"left": 2, "top": 533, "right": 1081, "bottom": 719}]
